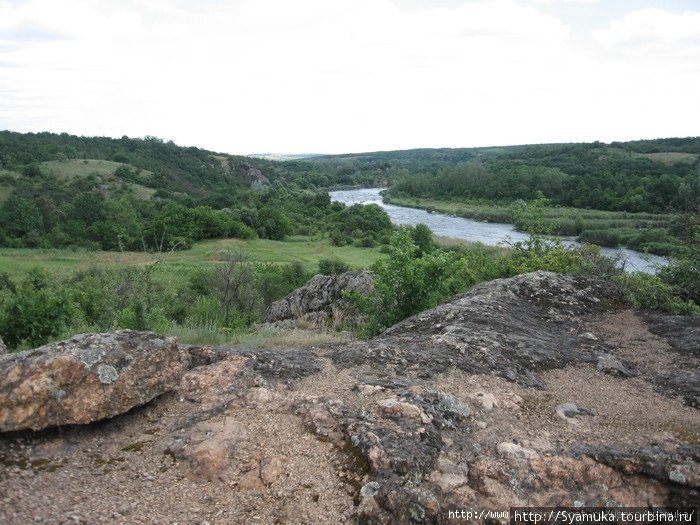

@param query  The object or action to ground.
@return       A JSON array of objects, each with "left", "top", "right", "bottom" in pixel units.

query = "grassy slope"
[
  {"left": 41, "top": 159, "right": 157, "bottom": 199},
  {"left": 637, "top": 152, "right": 698, "bottom": 165}
]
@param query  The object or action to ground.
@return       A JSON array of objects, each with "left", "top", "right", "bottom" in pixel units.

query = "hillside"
[{"left": 0, "top": 131, "right": 380, "bottom": 252}]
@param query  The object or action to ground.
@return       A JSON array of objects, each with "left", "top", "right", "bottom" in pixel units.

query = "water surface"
[{"left": 330, "top": 187, "right": 668, "bottom": 274}]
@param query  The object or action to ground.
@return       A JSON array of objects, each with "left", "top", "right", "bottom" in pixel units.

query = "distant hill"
[
  {"left": 310, "top": 137, "right": 700, "bottom": 214},
  {"left": 0, "top": 131, "right": 284, "bottom": 198}
]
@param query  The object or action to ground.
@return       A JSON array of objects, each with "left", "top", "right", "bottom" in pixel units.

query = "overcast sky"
[{"left": 0, "top": 0, "right": 698, "bottom": 154}]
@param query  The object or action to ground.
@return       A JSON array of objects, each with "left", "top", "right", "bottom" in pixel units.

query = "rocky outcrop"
[
  {"left": 0, "top": 331, "right": 190, "bottom": 432},
  {"left": 264, "top": 271, "right": 373, "bottom": 327},
  {"left": 333, "top": 271, "right": 620, "bottom": 387},
  {"left": 0, "top": 272, "right": 697, "bottom": 524},
  {"left": 645, "top": 314, "right": 700, "bottom": 359},
  {"left": 247, "top": 167, "right": 269, "bottom": 184},
  {"left": 0, "top": 336, "right": 7, "bottom": 355}
]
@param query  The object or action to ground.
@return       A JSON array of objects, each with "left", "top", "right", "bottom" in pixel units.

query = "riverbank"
[
  {"left": 383, "top": 194, "right": 678, "bottom": 256},
  {"left": 331, "top": 188, "right": 668, "bottom": 273}
]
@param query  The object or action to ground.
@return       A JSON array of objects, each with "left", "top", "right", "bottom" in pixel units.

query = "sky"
[{"left": 0, "top": 0, "right": 698, "bottom": 154}]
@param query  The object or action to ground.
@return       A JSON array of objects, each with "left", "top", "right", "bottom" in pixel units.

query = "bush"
[
  {"left": 255, "top": 261, "right": 310, "bottom": 307},
  {"left": 658, "top": 248, "right": 700, "bottom": 305},
  {"left": 229, "top": 220, "right": 256, "bottom": 240},
  {"left": 0, "top": 269, "right": 76, "bottom": 349},
  {"left": 411, "top": 223, "right": 436, "bottom": 255},
  {"left": 318, "top": 258, "right": 351, "bottom": 275},
  {"left": 356, "top": 235, "right": 376, "bottom": 248},
  {"left": 350, "top": 229, "right": 460, "bottom": 336},
  {"left": 330, "top": 230, "right": 348, "bottom": 246},
  {"left": 69, "top": 266, "right": 168, "bottom": 332},
  {"left": 616, "top": 273, "right": 700, "bottom": 315}
]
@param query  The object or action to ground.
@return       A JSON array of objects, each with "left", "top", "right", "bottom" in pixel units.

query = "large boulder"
[
  {"left": 0, "top": 330, "right": 190, "bottom": 432},
  {"left": 264, "top": 271, "right": 373, "bottom": 326},
  {"left": 333, "top": 271, "right": 621, "bottom": 387}
]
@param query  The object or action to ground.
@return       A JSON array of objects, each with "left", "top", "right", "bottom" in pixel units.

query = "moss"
[
  {"left": 93, "top": 456, "right": 125, "bottom": 467},
  {"left": 121, "top": 441, "right": 148, "bottom": 453},
  {"left": 0, "top": 454, "right": 64, "bottom": 472}
]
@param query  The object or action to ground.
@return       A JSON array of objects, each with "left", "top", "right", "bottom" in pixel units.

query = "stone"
[
  {"left": 596, "top": 354, "right": 636, "bottom": 378},
  {"left": 581, "top": 444, "right": 700, "bottom": 490},
  {"left": 645, "top": 314, "right": 700, "bottom": 359},
  {"left": 429, "top": 471, "right": 468, "bottom": 492},
  {"left": 163, "top": 416, "right": 247, "bottom": 481},
  {"left": 360, "top": 481, "right": 380, "bottom": 497},
  {"left": 475, "top": 392, "right": 498, "bottom": 411},
  {"left": 556, "top": 403, "right": 593, "bottom": 420},
  {"left": 0, "top": 336, "right": 7, "bottom": 355},
  {"left": 378, "top": 398, "right": 426, "bottom": 420},
  {"left": 260, "top": 456, "right": 285, "bottom": 485},
  {"left": 238, "top": 469, "right": 264, "bottom": 491},
  {"left": 332, "top": 272, "right": 621, "bottom": 387},
  {"left": 264, "top": 271, "right": 373, "bottom": 326},
  {"left": 0, "top": 331, "right": 190, "bottom": 432},
  {"left": 497, "top": 442, "right": 539, "bottom": 460}
]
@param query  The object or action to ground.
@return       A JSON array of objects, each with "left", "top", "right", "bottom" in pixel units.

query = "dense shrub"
[
  {"left": 615, "top": 273, "right": 700, "bottom": 315},
  {"left": 350, "top": 228, "right": 461, "bottom": 336},
  {"left": 318, "top": 258, "right": 351, "bottom": 275},
  {"left": 0, "top": 269, "right": 75, "bottom": 349}
]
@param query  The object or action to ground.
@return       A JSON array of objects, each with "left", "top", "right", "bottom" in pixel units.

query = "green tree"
[
  {"left": 257, "top": 207, "right": 293, "bottom": 240},
  {"left": 411, "top": 223, "right": 436, "bottom": 256},
  {"left": 0, "top": 194, "right": 43, "bottom": 240}
]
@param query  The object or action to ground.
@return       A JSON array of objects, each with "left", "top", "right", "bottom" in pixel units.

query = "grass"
[
  {"left": 41, "top": 159, "right": 156, "bottom": 199},
  {"left": 0, "top": 235, "right": 386, "bottom": 281},
  {"left": 385, "top": 195, "right": 513, "bottom": 223},
  {"left": 386, "top": 194, "right": 671, "bottom": 224},
  {"left": 433, "top": 235, "right": 509, "bottom": 255},
  {"left": 638, "top": 152, "right": 698, "bottom": 165},
  {"left": 168, "top": 324, "right": 354, "bottom": 347}
]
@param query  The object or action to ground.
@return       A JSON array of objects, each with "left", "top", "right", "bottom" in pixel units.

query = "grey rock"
[
  {"left": 234, "top": 349, "right": 322, "bottom": 381},
  {"left": 0, "top": 337, "right": 7, "bottom": 355},
  {"left": 360, "top": 481, "right": 380, "bottom": 497},
  {"left": 596, "top": 354, "right": 637, "bottom": 378},
  {"left": 333, "top": 271, "right": 620, "bottom": 387},
  {"left": 581, "top": 444, "right": 700, "bottom": 492},
  {"left": 556, "top": 402, "right": 593, "bottom": 419},
  {"left": 645, "top": 314, "right": 700, "bottom": 359},
  {"left": 264, "top": 271, "right": 373, "bottom": 326},
  {"left": 247, "top": 167, "right": 269, "bottom": 184},
  {"left": 654, "top": 371, "right": 700, "bottom": 408}
]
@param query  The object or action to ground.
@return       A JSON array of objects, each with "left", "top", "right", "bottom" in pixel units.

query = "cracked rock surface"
[{"left": 0, "top": 272, "right": 698, "bottom": 524}]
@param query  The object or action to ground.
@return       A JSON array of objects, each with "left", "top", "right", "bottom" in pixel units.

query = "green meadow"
[{"left": 0, "top": 236, "right": 385, "bottom": 282}]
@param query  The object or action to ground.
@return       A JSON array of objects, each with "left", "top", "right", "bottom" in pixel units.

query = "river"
[{"left": 329, "top": 187, "right": 668, "bottom": 274}]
